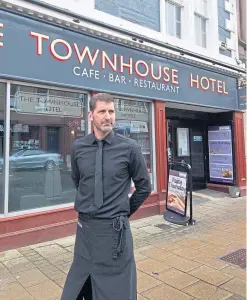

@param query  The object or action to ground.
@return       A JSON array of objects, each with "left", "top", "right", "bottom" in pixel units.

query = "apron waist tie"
[{"left": 112, "top": 216, "right": 127, "bottom": 260}]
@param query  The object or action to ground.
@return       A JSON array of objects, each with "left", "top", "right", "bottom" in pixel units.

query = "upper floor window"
[
  {"left": 166, "top": 1, "right": 182, "bottom": 38},
  {"left": 195, "top": 14, "right": 207, "bottom": 47}
]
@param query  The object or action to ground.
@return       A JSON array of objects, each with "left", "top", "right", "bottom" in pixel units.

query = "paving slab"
[
  {"left": 154, "top": 268, "right": 199, "bottom": 290},
  {"left": 220, "top": 278, "right": 246, "bottom": 298},
  {"left": 189, "top": 265, "right": 233, "bottom": 286},
  {"left": 220, "top": 265, "right": 246, "bottom": 281},
  {"left": 35, "top": 245, "right": 68, "bottom": 259},
  {"left": 0, "top": 282, "right": 35, "bottom": 300},
  {"left": 141, "top": 225, "right": 165, "bottom": 234},
  {"left": 142, "top": 282, "right": 194, "bottom": 300},
  {"left": 161, "top": 255, "right": 202, "bottom": 272},
  {"left": 53, "top": 236, "right": 75, "bottom": 248},
  {"left": 153, "top": 241, "right": 181, "bottom": 251},
  {"left": 137, "top": 270, "right": 163, "bottom": 293},
  {"left": 171, "top": 245, "right": 204, "bottom": 259},
  {"left": 139, "top": 247, "right": 174, "bottom": 261},
  {"left": 182, "top": 281, "right": 233, "bottom": 300},
  {"left": 176, "top": 238, "right": 207, "bottom": 249},
  {"left": 54, "top": 275, "right": 67, "bottom": 288},
  {"left": 3, "top": 257, "right": 35, "bottom": 274},
  {"left": 136, "top": 258, "right": 171, "bottom": 275},
  {"left": 0, "top": 269, "right": 17, "bottom": 286},
  {"left": 0, "top": 249, "right": 23, "bottom": 262},
  {"left": 26, "top": 280, "right": 62, "bottom": 300},
  {"left": 192, "top": 254, "right": 229, "bottom": 270},
  {"left": 14, "top": 268, "right": 48, "bottom": 288}
]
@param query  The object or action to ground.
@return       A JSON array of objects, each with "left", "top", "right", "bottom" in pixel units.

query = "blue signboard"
[
  {"left": 0, "top": 11, "right": 238, "bottom": 110},
  {"left": 193, "top": 136, "right": 202, "bottom": 142},
  {"left": 238, "top": 87, "right": 246, "bottom": 110}
]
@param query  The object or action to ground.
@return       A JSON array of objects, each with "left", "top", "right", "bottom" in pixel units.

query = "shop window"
[
  {"left": 9, "top": 83, "right": 87, "bottom": 212},
  {"left": 114, "top": 98, "right": 154, "bottom": 191},
  {"left": 0, "top": 83, "right": 5, "bottom": 214}
]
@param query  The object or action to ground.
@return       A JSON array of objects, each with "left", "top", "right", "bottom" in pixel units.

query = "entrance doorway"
[
  {"left": 167, "top": 119, "right": 207, "bottom": 190},
  {"left": 47, "top": 127, "right": 59, "bottom": 153}
]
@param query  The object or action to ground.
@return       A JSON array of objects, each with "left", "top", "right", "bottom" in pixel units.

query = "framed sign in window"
[
  {"left": 208, "top": 125, "right": 234, "bottom": 184},
  {"left": 177, "top": 128, "right": 190, "bottom": 157}
]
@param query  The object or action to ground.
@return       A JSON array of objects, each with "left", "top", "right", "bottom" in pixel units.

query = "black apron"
[{"left": 61, "top": 215, "right": 137, "bottom": 300}]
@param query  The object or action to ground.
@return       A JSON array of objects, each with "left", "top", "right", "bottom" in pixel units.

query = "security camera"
[
  {"left": 236, "top": 58, "right": 242, "bottom": 65},
  {"left": 73, "top": 19, "right": 80, "bottom": 24}
]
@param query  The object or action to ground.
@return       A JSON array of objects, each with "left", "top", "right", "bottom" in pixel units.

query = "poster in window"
[
  {"left": 167, "top": 169, "right": 187, "bottom": 216},
  {"left": 177, "top": 128, "right": 190, "bottom": 156},
  {"left": 208, "top": 126, "right": 234, "bottom": 184}
]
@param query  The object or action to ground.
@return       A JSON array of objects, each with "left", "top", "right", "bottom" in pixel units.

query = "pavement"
[{"left": 0, "top": 189, "right": 246, "bottom": 300}]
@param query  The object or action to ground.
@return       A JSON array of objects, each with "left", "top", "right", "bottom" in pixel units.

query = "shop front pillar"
[
  {"left": 154, "top": 101, "right": 167, "bottom": 214},
  {"left": 234, "top": 112, "right": 247, "bottom": 196}
]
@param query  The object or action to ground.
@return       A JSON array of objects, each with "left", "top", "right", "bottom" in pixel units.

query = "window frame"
[
  {"left": 165, "top": 0, "right": 182, "bottom": 39},
  {"left": 195, "top": 13, "right": 207, "bottom": 48},
  {"left": 113, "top": 95, "right": 156, "bottom": 193},
  {"left": 0, "top": 79, "right": 91, "bottom": 218}
]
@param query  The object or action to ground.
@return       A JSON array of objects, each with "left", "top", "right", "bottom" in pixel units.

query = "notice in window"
[
  {"left": 177, "top": 128, "right": 190, "bottom": 156},
  {"left": 208, "top": 126, "right": 234, "bottom": 184},
  {"left": 12, "top": 91, "right": 84, "bottom": 117}
]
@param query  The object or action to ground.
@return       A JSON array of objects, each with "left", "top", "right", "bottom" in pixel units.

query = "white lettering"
[
  {"left": 73, "top": 67, "right": 100, "bottom": 79},
  {"left": 109, "top": 73, "right": 126, "bottom": 84},
  {"left": 73, "top": 66, "right": 80, "bottom": 76}
]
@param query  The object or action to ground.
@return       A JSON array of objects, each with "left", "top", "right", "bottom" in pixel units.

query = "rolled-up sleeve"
[
  {"left": 71, "top": 142, "right": 80, "bottom": 190},
  {"left": 128, "top": 143, "right": 152, "bottom": 217}
]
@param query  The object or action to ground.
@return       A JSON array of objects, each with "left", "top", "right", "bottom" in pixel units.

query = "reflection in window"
[
  {"left": 0, "top": 83, "right": 5, "bottom": 214},
  {"left": 9, "top": 84, "right": 87, "bottom": 212},
  {"left": 114, "top": 99, "right": 154, "bottom": 191}
]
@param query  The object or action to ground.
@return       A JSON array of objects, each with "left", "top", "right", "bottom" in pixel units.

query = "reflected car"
[{"left": 0, "top": 149, "right": 64, "bottom": 172}]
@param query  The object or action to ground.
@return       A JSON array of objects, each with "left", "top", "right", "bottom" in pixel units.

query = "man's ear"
[{"left": 88, "top": 111, "right": 93, "bottom": 121}]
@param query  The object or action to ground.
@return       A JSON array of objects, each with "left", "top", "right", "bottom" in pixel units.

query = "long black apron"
[{"left": 61, "top": 214, "right": 137, "bottom": 300}]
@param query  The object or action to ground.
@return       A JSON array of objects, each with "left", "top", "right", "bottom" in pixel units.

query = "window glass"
[
  {"left": 114, "top": 99, "right": 154, "bottom": 191},
  {"left": 0, "top": 83, "right": 5, "bottom": 214},
  {"left": 166, "top": 1, "right": 181, "bottom": 38},
  {"left": 195, "top": 14, "right": 207, "bottom": 48},
  {"left": 9, "top": 84, "right": 87, "bottom": 212}
]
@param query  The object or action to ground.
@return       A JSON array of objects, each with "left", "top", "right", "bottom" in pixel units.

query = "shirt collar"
[{"left": 88, "top": 130, "right": 115, "bottom": 145}]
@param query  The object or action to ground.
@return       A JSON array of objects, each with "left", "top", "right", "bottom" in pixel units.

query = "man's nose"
[{"left": 105, "top": 111, "right": 110, "bottom": 119}]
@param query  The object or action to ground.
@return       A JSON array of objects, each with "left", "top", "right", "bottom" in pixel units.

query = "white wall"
[{"left": 4, "top": 0, "right": 242, "bottom": 68}]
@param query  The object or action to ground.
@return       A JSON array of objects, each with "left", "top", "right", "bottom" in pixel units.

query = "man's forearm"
[{"left": 128, "top": 185, "right": 151, "bottom": 217}]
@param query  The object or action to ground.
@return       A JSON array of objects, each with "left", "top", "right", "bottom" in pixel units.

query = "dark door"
[
  {"left": 190, "top": 127, "right": 207, "bottom": 190},
  {"left": 47, "top": 127, "right": 59, "bottom": 153},
  {"left": 167, "top": 119, "right": 207, "bottom": 190}
]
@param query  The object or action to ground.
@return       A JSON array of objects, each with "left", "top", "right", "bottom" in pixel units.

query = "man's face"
[{"left": 89, "top": 101, "right": 116, "bottom": 134}]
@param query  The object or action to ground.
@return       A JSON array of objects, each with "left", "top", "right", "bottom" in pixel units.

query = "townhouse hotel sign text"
[{"left": 29, "top": 31, "right": 229, "bottom": 95}]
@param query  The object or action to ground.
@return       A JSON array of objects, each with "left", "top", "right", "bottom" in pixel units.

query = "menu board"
[
  {"left": 208, "top": 126, "right": 234, "bottom": 184},
  {"left": 167, "top": 170, "right": 187, "bottom": 216}
]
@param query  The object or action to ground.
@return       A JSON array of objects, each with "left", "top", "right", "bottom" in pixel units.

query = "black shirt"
[{"left": 71, "top": 130, "right": 152, "bottom": 219}]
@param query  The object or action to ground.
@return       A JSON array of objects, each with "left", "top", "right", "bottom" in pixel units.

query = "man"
[{"left": 61, "top": 93, "right": 151, "bottom": 300}]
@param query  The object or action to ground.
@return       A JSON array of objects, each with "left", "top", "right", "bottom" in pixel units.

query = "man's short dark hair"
[{"left": 90, "top": 93, "right": 115, "bottom": 111}]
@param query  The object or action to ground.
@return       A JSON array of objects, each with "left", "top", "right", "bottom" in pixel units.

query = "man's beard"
[{"left": 94, "top": 121, "right": 112, "bottom": 133}]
